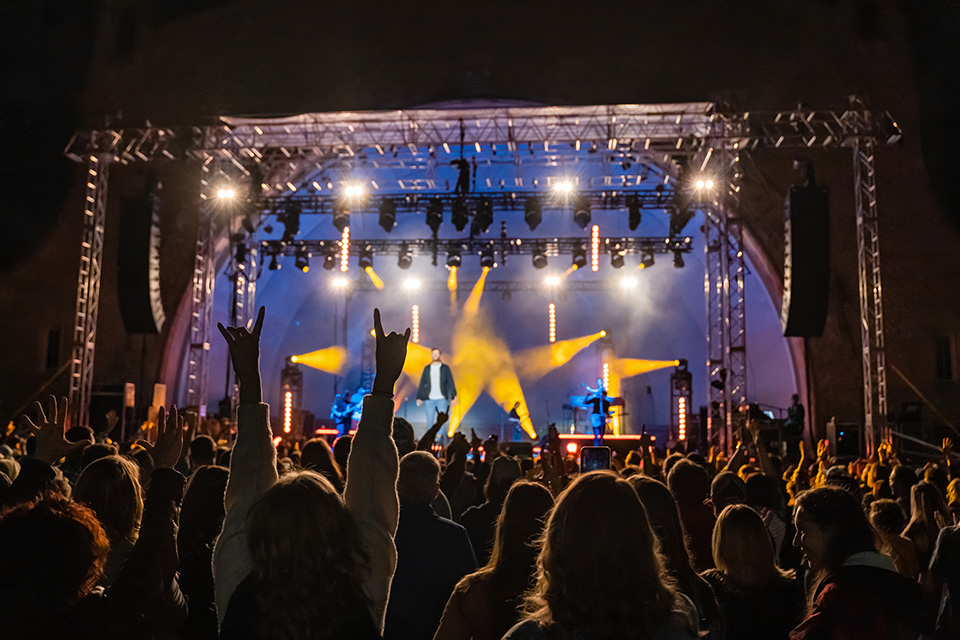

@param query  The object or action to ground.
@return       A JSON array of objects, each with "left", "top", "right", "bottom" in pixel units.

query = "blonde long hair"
[
  {"left": 523, "top": 471, "right": 689, "bottom": 640},
  {"left": 712, "top": 504, "right": 794, "bottom": 588}
]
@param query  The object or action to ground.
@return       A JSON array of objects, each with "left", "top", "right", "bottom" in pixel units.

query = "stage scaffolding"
[{"left": 65, "top": 100, "right": 900, "bottom": 452}]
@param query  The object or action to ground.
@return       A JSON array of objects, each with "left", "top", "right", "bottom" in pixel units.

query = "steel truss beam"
[
  {"left": 344, "top": 278, "right": 630, "bottom": 294},
  {"left": 69, "top": 154, "right": 110, "bottom": 426}
]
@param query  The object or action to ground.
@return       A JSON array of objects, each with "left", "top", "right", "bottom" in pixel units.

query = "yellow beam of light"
[
  {"left": 464, "top": 267, "right": 490, "bottom": 315},
  {"left": 447, "top": 265, "right": 458, "bottom": 291},
  {"left": 487, "top": 374, "right": 538, "bottom": 439},
  {"left": 615, "top": 358, "right": 680, "bottom": 378},
  {"left": 563, "top": 264, "right": 579, "bottom": 277},
  {"left": 514, "top": 331, "right": 606, "bottom": 380},
  {"left": 291, "top": 346, "right": 349, "bottom": 375},
  {"left": 365, "top": 266, "right": 384, "bottom": 290},
  {"left": 607, "top": 371, "right": 622, "bottom": 435},
  {"left": 401, "top": 343, "right": 434, "bottom": 381}
]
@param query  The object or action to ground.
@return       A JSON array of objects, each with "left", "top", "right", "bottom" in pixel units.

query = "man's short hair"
[
  {"left": 431, "top": 348, "right": 442, "bottom": 355},
  {"left": 398, "top": 452, "right": 441, "bottom": 505},
  {"left": 190, "top": 435, "right": 217, "bottom": 464},
  {"left": 667, "top": 458, "right": 711, "bottom": 506}
]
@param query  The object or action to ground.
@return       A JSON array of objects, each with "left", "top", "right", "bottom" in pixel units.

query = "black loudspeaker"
[
  {"left": 781, "top": 186, "right": 830, "bottom": 337},
  {"left": 118, "top": 190, "right": 165, "bottom": 333}
]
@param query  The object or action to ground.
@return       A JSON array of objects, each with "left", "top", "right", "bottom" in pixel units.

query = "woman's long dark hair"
[
  {"left": 523, "top": 471, "right": 690, "bottom": 640},
  {"left": 461, "top": 481, "right": 553, "bottom": 621},
  {"left": 248, "top": 470, "right": 372, "bottom": 639},
  {"left": 627, "top": 475, "right": 695, "bottom": 576},
  {"left": 795, "top": 486, "right": 877, "bottom": 576}
]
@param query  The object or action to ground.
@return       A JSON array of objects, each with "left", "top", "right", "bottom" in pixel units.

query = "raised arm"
[
  {"left": 213, "top": 307, "right": 279, "bottom": 624},
  {"left": 344, "top": 308, "right": 407, "bottom": 631}
]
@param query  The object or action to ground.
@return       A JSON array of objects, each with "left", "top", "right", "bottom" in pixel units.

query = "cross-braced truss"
[{"left": 64, "top": 100, "right": 900, "bottom": 452}]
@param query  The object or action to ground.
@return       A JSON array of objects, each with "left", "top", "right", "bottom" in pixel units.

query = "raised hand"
[
  {"left": 817, "top": 438, "right": 830, "bottom": 462},
  {"left": 433, "top": 407, "right": 449, "bottom": 429},
  {"left": 218, "top": 306, "right": 265, "bottom": 405},
  {"left": 470, "top": 428, "right": 482, "bottom": 453},
  {"left": 23, "top": 396, "right": 85, "bottom": 465},
  {"left": 943, "top": 437, "right": 954, "bottom": 458},
  {"left": 372, "top": 308, "right": 410, "bottom": 394},
  {"left": 482, "top": 434, "right": 500, "bottom": 460},
  {"left": 138, "top": 406, "right": 185, "bottom": 470}
]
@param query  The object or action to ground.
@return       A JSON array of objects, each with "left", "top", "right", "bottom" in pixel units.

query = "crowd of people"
[{"left": 1, "top": 305, "right": 959, "bottom": 639}]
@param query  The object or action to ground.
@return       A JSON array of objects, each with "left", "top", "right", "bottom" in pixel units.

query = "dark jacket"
[
  {"left": 384, "top": 502, "right": 477, "bottom": 640},
  {"left": 417, "top": 363, "right": 457, "bottom": 401},
  {"left": 459, "top": 500, "right": 502, "bottom": 566},
  {"left": 701, "top": 569, "right": 804, "bottom": 640},
  {"left": 790, "top": 557, "right": 922, "bottom": 640}
]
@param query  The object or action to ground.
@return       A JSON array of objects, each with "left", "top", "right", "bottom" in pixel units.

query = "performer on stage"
[
  {"left": 584, "top": 378, "right": 613, "bottom": 445},
  {"left": 416, "top": 348, "right": 457, "bottom": 430},
  {"left": 508, "top": 401, "right": 524, "bottom": 441}
]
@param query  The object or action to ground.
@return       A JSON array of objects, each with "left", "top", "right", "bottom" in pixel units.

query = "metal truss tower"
[{"left": 69, "top": 154, "right": 110, "bottom": 426}]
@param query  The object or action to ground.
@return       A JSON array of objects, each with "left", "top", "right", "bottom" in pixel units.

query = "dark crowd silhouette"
[{"left": 1, "top": 305, "right": 959, "bottom": 640}]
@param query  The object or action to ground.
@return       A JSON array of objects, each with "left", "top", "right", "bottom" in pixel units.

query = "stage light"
[
  {"left": 294, "top": 246, "right": 311, "bottom": 272},
  {"left": 365, "top": 266, "right": 384, "bottom": 290},
  {"left": 590, "top": 225, "right": 600, "bottom": 272},
  {"left": 525, "top": 196, "right": 543, "bottom": 231},
  {"left": 332, "top": 277, "right": 348, "bottom": 288},
  {"left": 283, "top": 391, "right": 293, "bottom": 433},
  {"left": 398, "top": 244, "right": 413, "bottom": 270},
  {"left": 333, "top": 202, "right": 350, "bottom": 233},
  {"left": 554, "top": 180, "right": 574, "bottom": 194},
  {"left": 379, "top": 198, "right": 396, "bottom": 232},
  {"left": 532, "top": 246, "right": 548, "bottom": 270},
  {"left": 473, "top": 197, "right": 493, "bottom": 234},
  {"left": 572, "top": 245, "right": 587, "bottom": 270},
  {"left": 573, "top": 194, "right": 591, "bottom": 229},
  {"left": 566, "top": 442, "right": 577, "bottom": 454},
  {"left": 545, "top": 276, "right": 561, "bottom": 287},
  {"left": 695, "top": 179, "right": 705, "bottom": 189},
  {"left": 339, "top": 227, "right": 350, "bottom": 272},
  {"left": 627, "top": 194, "right": 642, "bottom": 231},
  {"left": 446, "top": 247, "right": 462, "bottom": 268},
  {"left": 448, "top": 265, "right": 458, "bottom": 291},
  {"left": 600, "top": 330, "right": 607, "bottom": 337},
  {"left": 669, "top": 207, "right": 694, "bottom": 237},
  {"left": 359, "top": 244, "right": 374, "bottom": 270},
  {"left": 411, "top": 305, "right": 420, "bottom": 343},
  {"left": 323, "top": 249, "right": 337, "bottom": 271},
  {"left": 344, "top": 183, "right": 365, "bottom": 198},
  {"left": 279, "top": 200, "right": 301, "bottom": 243},
  {"left": 678, "top": 396, "right": 687, "bottom": 441},
  {"left": 621, "top": 277, "right": 636, "bottom": 289},
  {"left": 451, "top": 197, "right": 469, "bottom": 232},
  {"left": 290, "top": 355, "right": 299, "bottom": 363},
  {"left": 603, "top": 362, "right": 610, "bottom": 390},
  {"left": 426, "top": 197, "right": 443, "bottom": 233},
  {"left": 610, "top": 244, "right": 626, "bottom": 269},
  {"left": 404, "top": 278, "right": 421, "bottom": 290},
  {"left": 217, "top": 188, "right": 235, "bottom": 200},
  {"left": 479, "top": 244, "right": 495, "bottom": 269},
  {"left": 268, "top": 254, "right": 281, "bottom": 270},
  {"left": 548, "top": 303, "right": 556, "bottom": 343},
  {"left": 673, "top": 250, "right": 685, "bottom": 268},
  {"left": 639, "top": 251, "right": 655, "bottom": 269}
]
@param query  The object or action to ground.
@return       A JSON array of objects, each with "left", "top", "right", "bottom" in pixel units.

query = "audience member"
[
  {"left": 300, "top": 437, "right": 345, "bottom": 492},
  {"left": 868, "top": 498, "right": 919, "bottom": 578},
  {"left": 668, "top": 458, "right": 716, "bottom": 571},
  {"left": 459, "top": 454, "right": 522, "bottom": 565}
]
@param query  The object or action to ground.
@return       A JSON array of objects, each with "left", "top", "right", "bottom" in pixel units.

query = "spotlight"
[
  {"left": 621, "top": 277, "right": 637, "bottom": 288},
  {"left": 451, "top": 197, "right": 469, "bottom": 232},
  {"left": 572, "top": 245, "right": 587, "bottom": 270},
  {"left": 610, "top": 245, "right": 626, "bottom": 269},
  {"left": 600, "top": 330, "right": 607, "bottom": 337},
  {"left": 344, "top": 183, "right": 365, "bottom": 198},
  {"left": 566, "top": 442, "right": 578, "bottom": 454},
  {"left": 404, "top": 279, "right": 421, "bottom": 290},
  {"left": 217, "top": 188, "right": 235, "bottom": 199},
  {"left": 524, "top": 196, "right": 543, "bottom": 231},
  {"left": 279, "top": 201, "right": 301, "bottom": 243},
  {"left": 378, "top": 198, "right": 396, "bottom": 232},
  {"left": 446, "top": 247, "right": 462, "bottom": 268},
  {"left": 398, "top": 244, "right": 413, "bottom": 270},
  {"left": 532, "top": 245, "right": 548, "bottom": 270},
  {"left": 268, "top": 253, "right": 281, "bottom": 270},
  {"left": 627, "top": 194, "right": 642, "bottom": 231},
  {"left": 323, "top": 249, "right": 337, "bottom": 271},
  {"left": 572, "top": 194, "right": 591, "bottom": 229},
  {"left": 480, "top": 244, "right": 495, "bottom": 268},
  {"left": 711, "top": 368, "right": 727, "bottom": 391},
  {"left": 545, "top": 276, "right": 561, "bottom": 286},
  {"left": 696, "top": 179, "right": 705, "bottom": 189},
  {"left": 473, "top": 197, "right": 493, "bottom": 234},
  {"left": 673, "top": 250, "right": 685, "bottom": 268},
  {"left": 669, "top": 207, "right": 694, "bottom": 237},
  {"left": 426, "top": 197, "right": 443, "bottom": 233},
  {"left": 294, "top": 245, "right": 311, "bottom": 273},
  {"left": 359, "top": 244, "right": 374, "bottom": 270},
  {"left": 333, "top": 202, "right": 350, "bottom": 233},
  {"left": 640, "top": 251, "right": 655, "bottom": 269},
  {"left": 332, "top": 277, "right": 348, "bottom": 288},
  {"left": 554, "top": 180, "right": 574, "bottom": 194}
]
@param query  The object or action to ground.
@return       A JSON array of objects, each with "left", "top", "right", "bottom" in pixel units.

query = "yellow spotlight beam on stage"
[
  {"left": 364, "top": 266, "right": 384, "bottom": 289},
  {"left": 290, "top": 347, "right": 349, "bottom": 375},
  {"left": 514, "top": 331, "right": 606, "bottom": 380},
  {"left": 464, "top": 266, "right": 489, "bottom": 315},
  {"left": 616, "top": 358, "right": 680, "bottom": 378}
]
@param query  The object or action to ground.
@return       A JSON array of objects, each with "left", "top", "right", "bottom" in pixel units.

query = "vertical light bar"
[
  {"left": 283, "top": 390, "right": 293, "bottom": 433},
  {"left": 411, "top": 305, "right": 420, "bottom": 343},
  {"left": 591, "top": 224, "right": 600, "bottom": 272},
  {"left": 678, "top": 396, "right": 687, "bottom": 440},
  {"left": 340, "top": 226, "right": 350, "bottom": 271},
  {"left": 548, "top": 303, "right": 557, "bottom": 343},
  {"left": 602, "top": 362, "right": 610, "bottom": 389}
]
